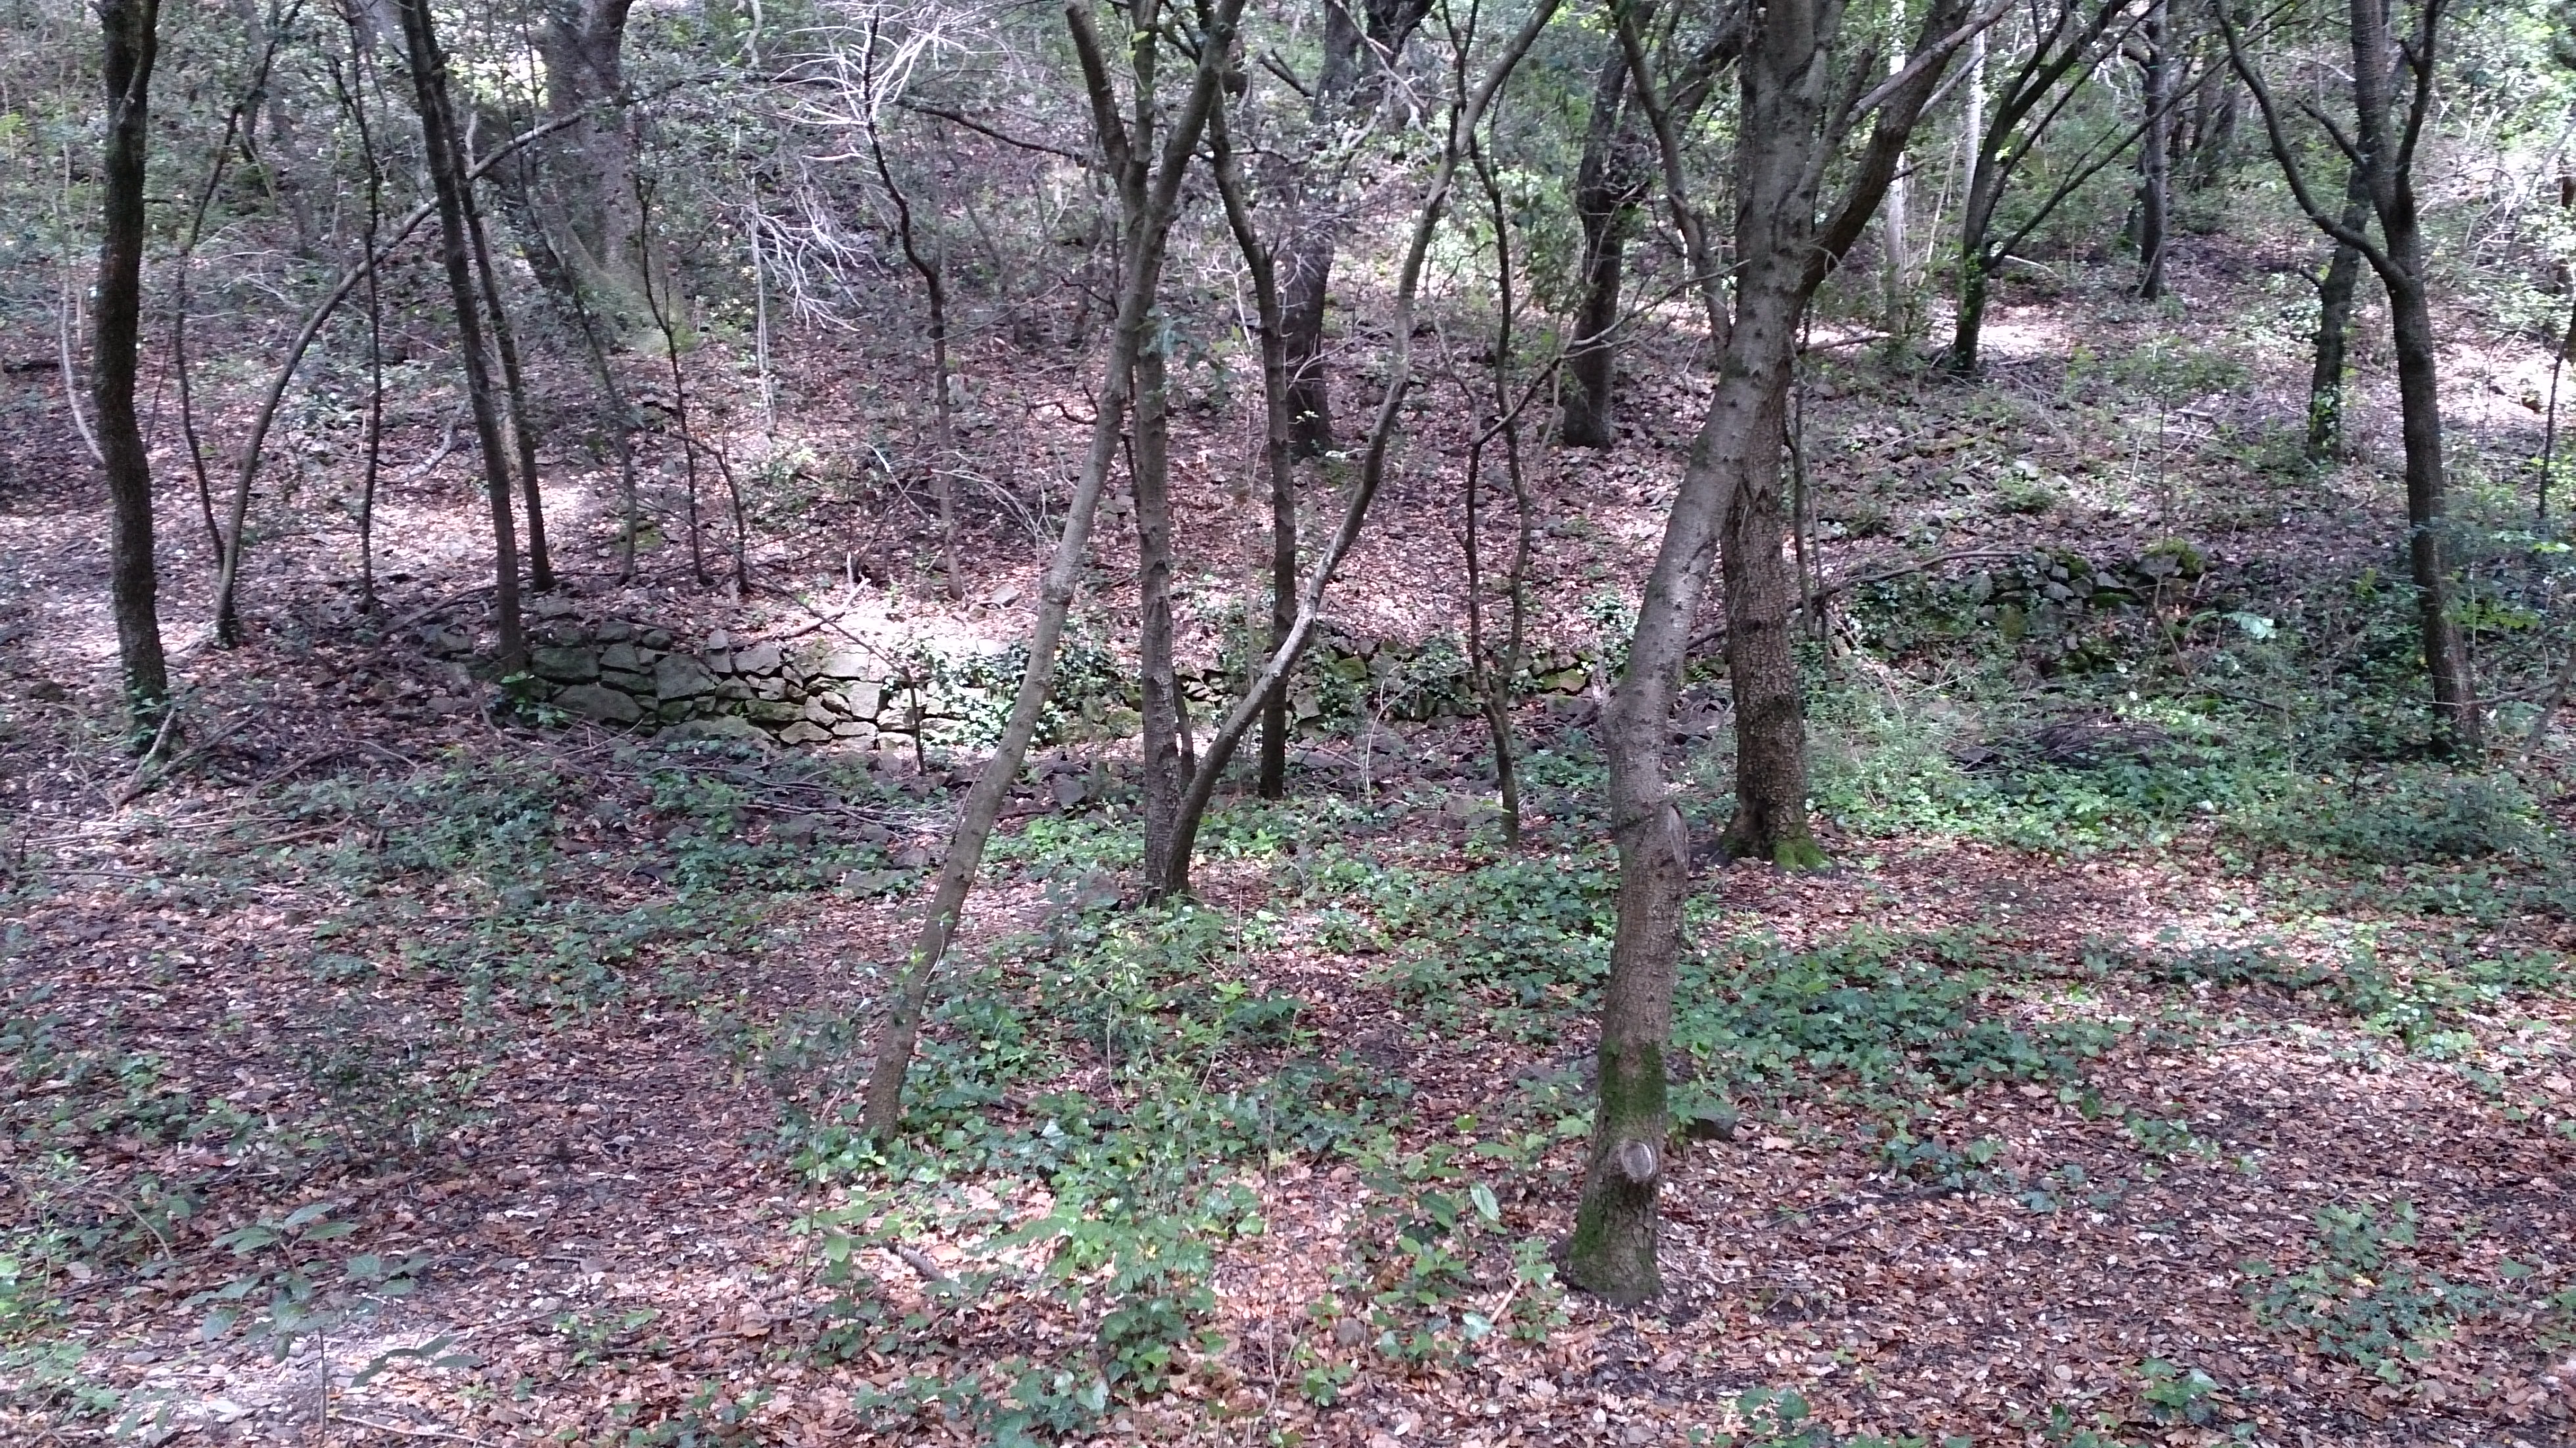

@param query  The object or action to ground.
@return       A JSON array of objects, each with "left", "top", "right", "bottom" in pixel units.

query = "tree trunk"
[
  {"left": 1210, "top": 108, "right": 1300, "bottom": 800},
  {"left": 2386, "top": 269, "right": 2479, "bottom": 749},
  {"left": 1568, "top": 0, "right": 1969, "bottom": 1303},
  {"left": 2135, "top": 0, "right": 2171, "bottom": 300},
  {"left": 1561, "top": 43, "right": 1635, "bottom": 449},
  {"left": 1136, "top": 334, "right": 1185, "bottom": 892},
  {"left": 2307, "top": 174, "right": 2368, "bottom": 464},
  {"left": 861, "top": 0, "right": 1247, "bottom": 1135},
  {"left": 463, "top": 172, "right": 553, "bottom": 593},
  {"left": 1716, "top": 422, "right": 1823, "bottom": 867},
  {"left": 537, "top": 0, "right": 647, "bottom": 334},
  {"left": 97, "top": 0, "right": 171, "bottom": 742},
  {"left": 393, "top": 0, "right": 526, "bottom": 671}
]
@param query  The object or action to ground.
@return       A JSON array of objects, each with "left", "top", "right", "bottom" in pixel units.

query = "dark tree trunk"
[
  {"left": 2387, "top": 269, "right": 2479, "bottom": 747},
  {"left": 1716, "top": 381, "right": 1821, "bottom": 867},
  {"left": 1276, "top": 0, "right": 1435, "bottom": 459},
  {"left": 1278, "top": 226, "right": 1336, "bottom": 459},
  {"left": 2135, "top": 0, "right": 2171, "bottom": 300},
  {"left": 2307, "top": 173, "right": 2370, "bottom": 463},
  {"left": 394, "top": 0, "right": 526, "bottom": 671},
  {"left": 1561, "top": 43, "right": 1636, "bottom": 449},
  {"left": 1136, "top": 334, "right": 1185, "bottom": 892},
  {"left": 97, "top": 0, "right": 171, "bottom": 741}
]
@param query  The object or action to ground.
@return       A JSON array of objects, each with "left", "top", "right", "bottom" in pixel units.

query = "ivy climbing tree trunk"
[
  {"left": 96, "top": 0, "right": 171, "bottom": 743},
  {"left": 393, "top": 0, "right": 526, "bottom": 671}
]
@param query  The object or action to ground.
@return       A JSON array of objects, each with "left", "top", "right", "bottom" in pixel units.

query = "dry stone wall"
[{"left": 425, "top": 606, "right": 1606, "bottom": 750}]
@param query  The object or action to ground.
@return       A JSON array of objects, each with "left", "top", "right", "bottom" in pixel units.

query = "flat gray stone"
[
  {"left": 653, "top": 654, "right": 718, "bottom": 700},
  {"left": 731, "top": 641, "right": 783, "bottom": 674},
  {"left": 600, "top": 669, "right": 653, "bottom": 696},
  {"left": 599, "top": 643, "right": 644, "bottom": 673},
  {"left": 777, "top": 721, "right": 831, "bottom": 745},
  {"left": 816, "top": 650, "right": 873, "bottom": 680},
  {"left": 532, "top": 646, "right": 601, "bottom": 683},
  {"left": 553, "top": 684, "right": 642, "bottom": 724},
  {"left": 664, "top": 716, "right": 770, "bottom": 746}
]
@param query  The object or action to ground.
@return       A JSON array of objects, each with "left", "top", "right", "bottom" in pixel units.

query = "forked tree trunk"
[
  {"left": 2230, "top": 0, "right": 2477, "bottom": 748},
  {"left": 860, "top": 0, "right": 1247, "bottom": 1135},
  {"left": 1568, "top": 0, "right": 1971, "bottom": 1304},
  {"left": 2307, "top": 174, "right": 2368, "bottom": 463},
  {"left": 1157, "top": 0, "right": 1564, "bottom": 898},
  {"left": 464, "top": 171, "right": 553, "bottom": 593},
  {"left": 97, "top": 0, "right": 172, "bottom": 742},
  {"left": 392, "top": 0, "right": 526, "bottom": 671}
]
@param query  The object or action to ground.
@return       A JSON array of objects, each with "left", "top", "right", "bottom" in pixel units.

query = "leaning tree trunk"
[
  {"left": 393, "top": 0, "right": 526, "bottom": 671},
  {"left": 2307, "top": 174, "right": 2369, "bottom": 463},
  {"left": 1561, "top": 42, "right": 1635, "bottom": 449},
  {"left": 97, "top": 0, "right": 171, "bottom": 742},
  {"left": 1567, "top": 0, "right": 1971, "bottom": 1303},
  {"left": 860, "top": 0, "right": 1247, "bottom": 1135},
  {"left": 1209, "top": 106, "right": 1300, "bottom": 800}
]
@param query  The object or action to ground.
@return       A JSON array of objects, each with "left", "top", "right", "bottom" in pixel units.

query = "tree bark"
[
  {"left": 2307, "top": 172, "right": 2369, "bottom": 464},
  {"left": 1208, "top": 110, "right": 1299, "bottom": 800},
  {"left": 1561, "top": 42, "right": 1638, "bottom": 449},
  {"left": 1276, "top": 0, "right": 1436, "bottom": 459},
  {"left": 1157, "top": 0, "right": 1563, "bottom": 897},
  {"left": 1136, "top": 333, "right": 1185, "bottom": 892},
  {"left": 537, "top": 0, "right": 647, "bottom": 334},
  {"left": 2135, "top": 0, "right": 2171, "bottom": 300},
  {"left": 97, "top": 0, "right": 172, "bottom": 742},
  {"left": 392, "top": 0, "right": 526, "bottom": 671},
  {"left": 463, "top": 166, "right": 553, "bottom": 593}
]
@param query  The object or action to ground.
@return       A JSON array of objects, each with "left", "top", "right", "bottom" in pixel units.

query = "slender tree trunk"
[
  {"left": 1209, "top": 106, "right": 1299, "bottom": 800},
  {"left": 1469, "top": 138, "right": 1527, "bottom": 842},
  {"left": 229, "top": 0, "right": 321, "bottom": 257},
  {"left": 1136, "top": 334, "right": 1186, "bottom": 891},
  {"left": 2387, "top": 268, "right": 2479, "bottom": 748},
  {"left": 1561, "top": 42, "right": 1634, "bottom": 449},
  {"left": 392, "top": 0, "right": 526, "bottom": 671},
  {"left": 97, "top": 0, "right": 172, "bottom": 741},
  {"left": 2135, "top": 0, "right": 2171, "bottom": 300},
  {"left": 2307, "top": 173, "right": 2369, "bottom": 464},
  {"left": 464, "top": 170, "right": 552, "bottom": 593},
  {"left": 1159, "top": 0, "right": 1562, "bottom": 897},
  {"left": 862, "top": 0, "right": 1247, "bottom": 1135}
]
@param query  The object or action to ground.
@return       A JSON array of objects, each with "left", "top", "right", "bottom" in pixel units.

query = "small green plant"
[
  {"left": 2243, "top": 1201, "right": 2487, "bottom": 1382},
  {"left": 2136, "top": 1357, "right": 2221, "bottom": 1424}
]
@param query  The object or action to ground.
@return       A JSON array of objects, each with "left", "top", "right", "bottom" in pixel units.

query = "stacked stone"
[{"left": 430, "top": 618, "right": 1605, "bottom": 748}]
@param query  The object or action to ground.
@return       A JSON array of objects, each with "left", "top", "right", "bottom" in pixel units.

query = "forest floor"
[{"left": 7, "top": 212, "right": 2576, "bottom": 1448}]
